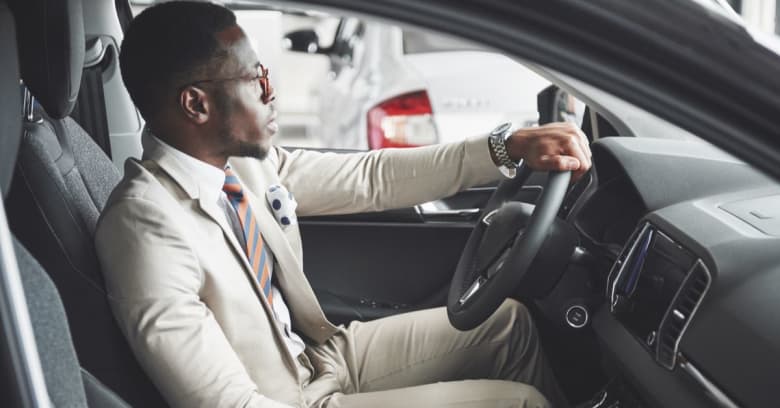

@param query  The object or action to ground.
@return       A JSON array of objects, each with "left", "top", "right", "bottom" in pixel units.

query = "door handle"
[
  {"left": 419, "top": 208, "right": 481, "bottom": 217},
  {"left": 416, "top": 201, "right": 481, "bottom": 221}
]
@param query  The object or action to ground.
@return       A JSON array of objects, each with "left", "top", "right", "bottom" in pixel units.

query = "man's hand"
[{"left": 505, "top": 122, "right": 592, "bottom": 182}]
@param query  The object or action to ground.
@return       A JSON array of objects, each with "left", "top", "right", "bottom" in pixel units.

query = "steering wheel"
[{"left": 447, "top": 164, "right": 571, "bottom": 331}]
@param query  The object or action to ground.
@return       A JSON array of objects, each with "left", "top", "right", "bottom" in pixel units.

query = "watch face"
[{"left": 491, "top": 122, "right": 512, "bottom": 137}]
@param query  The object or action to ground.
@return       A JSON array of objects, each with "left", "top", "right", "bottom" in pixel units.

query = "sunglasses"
[{"left": 186, "top": 63, "right": 275, "bottom": 105}]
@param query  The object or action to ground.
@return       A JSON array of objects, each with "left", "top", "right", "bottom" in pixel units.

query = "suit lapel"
[
  {"left": 196, "top": 196, "right": 255, "bottom": 274},
  {"left": 229, "top": 156, "right": 338, "bottom": 340},
  {"left": 142, "top": 133, "right": 306, "bottom": 371},
  {"left": 143, "top": 134, "right": 278, "bottom": 317},
  {"left": 196, "top": 187, "right": 310, "bottom": 373},
  {"left": 243, "top": 188, "right": 301, "bottom": 275},
  {"left": 244, "top": 188, "right": 339, "bottom": 339},
  {"left": 196, "top": 195, "right": 301, "bottom": 366}
]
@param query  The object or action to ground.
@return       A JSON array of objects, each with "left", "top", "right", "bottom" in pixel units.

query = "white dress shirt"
[{"left": 151, "top": 135, "right": 306, "bottom": 358}]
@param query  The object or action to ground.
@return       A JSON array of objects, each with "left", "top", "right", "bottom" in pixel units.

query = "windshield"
[
  {"left": 700, "top": 0, "right": 780, "bottom": 58},
  {"left": 701, "top": 0, "right": 780, "bottom": 37}
]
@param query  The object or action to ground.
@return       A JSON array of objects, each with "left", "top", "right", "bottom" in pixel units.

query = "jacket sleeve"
[
  {"left": 95, "top": 198, "right": 296, "bottom": 408},
  {"left": 273, "top": 135, "right": 503, "bottom": 216}
]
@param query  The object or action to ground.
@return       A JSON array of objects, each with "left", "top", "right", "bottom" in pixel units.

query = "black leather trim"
[
  {"left": 0, "top": 1, "right": 22, "bottom": 198},
  {"left": 9, "top": 0, "right": 84, "bottom": 119}
]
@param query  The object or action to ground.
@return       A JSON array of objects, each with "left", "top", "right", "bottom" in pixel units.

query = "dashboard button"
[{"left": 566, "top": 305, "right": 589, "bottom": 328}]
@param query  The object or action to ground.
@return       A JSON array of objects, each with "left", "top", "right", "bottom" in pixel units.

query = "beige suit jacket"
[{"left": 95, "top": 133, "right": 502, "bottom": 408}]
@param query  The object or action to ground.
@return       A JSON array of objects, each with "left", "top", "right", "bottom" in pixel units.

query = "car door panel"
[
  {"left": 299, "top": 175, "right": 546, "bottom": 326},
  {"left": 300, "top": 219, "right": 471, "bottom": 325}
]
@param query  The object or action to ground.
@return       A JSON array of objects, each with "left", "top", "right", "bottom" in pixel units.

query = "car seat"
[
  {"left": 0, "top": 1, "right": 131, "bottom": 406},
  {"left": 5, "top": 0, "right": 167, "bottom": 405}
]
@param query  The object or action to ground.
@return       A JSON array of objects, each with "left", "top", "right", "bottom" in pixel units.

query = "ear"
[{"left": 178, "top": 86, "right": 211, "bottom": 124}]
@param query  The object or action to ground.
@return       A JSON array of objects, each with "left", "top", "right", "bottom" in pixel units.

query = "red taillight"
[{"left": 367, "top": 90, "right": 438, "bottom": 150}]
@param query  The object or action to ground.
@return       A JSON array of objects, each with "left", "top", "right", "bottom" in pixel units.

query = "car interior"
[{"left": 0, "top": 0, "right": 776, "bottom": 407}]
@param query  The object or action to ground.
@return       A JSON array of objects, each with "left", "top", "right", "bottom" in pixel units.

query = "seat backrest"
[
  {"left": 0, "top": 2, "right": 129, "bottom": 406},
  {"left": 6, "top": 0, "right": 167, "bottom": 405}
]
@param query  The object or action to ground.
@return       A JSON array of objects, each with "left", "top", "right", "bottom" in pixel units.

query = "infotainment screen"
[{"left": 610, "top": 225, "right": 697, "bottom": 346}]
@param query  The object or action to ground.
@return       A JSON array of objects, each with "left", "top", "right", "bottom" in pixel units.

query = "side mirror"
[
  {"left": 283, "top": 29, "right": 326, "bottom": 54},
  {"left": 536, "top": 85, "right": 577, "bottom": 126},
  {"left": 538, "top": 85, "right": 593, "bottom": 142}
]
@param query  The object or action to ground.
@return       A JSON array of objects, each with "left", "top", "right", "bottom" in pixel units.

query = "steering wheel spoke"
[{"left": 458, "top": 275, "right": 488, "bottom": 306}]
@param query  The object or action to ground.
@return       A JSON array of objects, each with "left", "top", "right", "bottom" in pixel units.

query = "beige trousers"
[{"left": 300, "top": 299, "right": 567, "bottom": 408}]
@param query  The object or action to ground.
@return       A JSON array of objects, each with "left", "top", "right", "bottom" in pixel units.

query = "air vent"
[{"left": 656, "top": 260, "right": 711, "bottom": 369}]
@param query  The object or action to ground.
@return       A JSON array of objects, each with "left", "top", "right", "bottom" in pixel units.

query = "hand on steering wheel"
[{"left": 447, "top": 121, "right": 590, "bottom": 331}]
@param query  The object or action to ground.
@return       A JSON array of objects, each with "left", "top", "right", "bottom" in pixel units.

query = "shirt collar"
[{"left": 149, "top": 132, "right": 226, "bottom": 195}]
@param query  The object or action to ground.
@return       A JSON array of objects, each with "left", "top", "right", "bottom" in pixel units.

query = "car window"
[
  {"left": 272, "top": 12, "right": 552, "bottom": 150},
  {"left": 128, "top": 4, "right": 551, "bottom": 151},
  {"left": 127, "top": 1, "right": 780, "bottom": 152}
]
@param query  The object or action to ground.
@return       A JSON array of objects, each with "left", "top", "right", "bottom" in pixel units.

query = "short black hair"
[{"left": 119, "top": 1, "right": 237, "bottom": 121}]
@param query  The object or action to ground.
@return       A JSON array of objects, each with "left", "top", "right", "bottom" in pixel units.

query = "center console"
[{"left": 606, "top": 222, "right": 711, "bottom": 370}]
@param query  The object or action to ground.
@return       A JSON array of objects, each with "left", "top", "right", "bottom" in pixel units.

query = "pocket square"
[{"left": 266, "top": 184, "right": 298, "bottom": 228}]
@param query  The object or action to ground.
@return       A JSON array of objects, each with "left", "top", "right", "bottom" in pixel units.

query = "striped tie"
[{"left": 223, "top": 166, "right": 273, "bottom": 303}]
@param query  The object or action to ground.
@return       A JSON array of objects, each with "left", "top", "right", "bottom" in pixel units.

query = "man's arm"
[
  {"left": 275, "top": 135, "right": 501, "bottom": 216},
  {"left": 96, "top": 198, "right": 294, "bottom": 408},
  {"left": 274, "top": 122, "right": 591, "bottom": 217}
]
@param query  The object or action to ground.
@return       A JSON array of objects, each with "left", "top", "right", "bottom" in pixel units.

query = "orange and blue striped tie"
[{"left": 223, "top": 166, "right": 273, "bottom": 303}]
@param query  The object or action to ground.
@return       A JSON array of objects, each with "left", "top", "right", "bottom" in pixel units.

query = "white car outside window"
[{"left": 286, "top": 17, "right": 552, "bottom": 150}]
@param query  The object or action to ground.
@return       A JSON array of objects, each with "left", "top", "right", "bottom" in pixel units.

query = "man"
[{"left": 96, "top": 2, "right": 592, "bottom": 407}]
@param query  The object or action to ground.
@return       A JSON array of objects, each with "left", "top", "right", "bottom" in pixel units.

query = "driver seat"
[
  {"left": 4, "top": 0, "right": 167, "bottom": 405},
  {"left": 0, "top": 0, "right": 127, "bottom": 406}
]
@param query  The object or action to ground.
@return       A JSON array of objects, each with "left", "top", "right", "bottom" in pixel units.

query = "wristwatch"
[{"left": 488, "top": 122, "right": 521, "bottom": 178}]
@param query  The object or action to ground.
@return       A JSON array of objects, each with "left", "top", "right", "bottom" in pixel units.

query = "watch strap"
[{"left": 489, "top": 123, "right": 520, "bottom": 178}]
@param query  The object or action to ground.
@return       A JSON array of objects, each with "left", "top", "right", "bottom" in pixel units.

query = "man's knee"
[
  {"left": 499, "top": 298, "right": 530, "bottom": 316},
  {"left": 493, "top": 299, "right": 533, "bottom": 330},
  {"left": 467, "top": 380, "right": 551, "bottom": 408},
  {"left": 485, "top": 299, "right": 540, "bottom": 357}
]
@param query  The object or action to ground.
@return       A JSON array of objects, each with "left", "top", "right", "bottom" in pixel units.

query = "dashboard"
[{"left": 570, "top": 136, "right": 780, "bottom": 408}]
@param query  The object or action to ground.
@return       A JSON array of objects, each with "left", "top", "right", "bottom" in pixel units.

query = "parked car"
[{"left": 284, "top": 17, "right": 553, "bottom": 150}]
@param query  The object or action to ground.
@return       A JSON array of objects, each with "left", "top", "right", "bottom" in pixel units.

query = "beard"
[
  {"left": 213, "top": 87, "right": 270, "bottom": 160},
  {"left": 215, "top": 125, "right": 270, "bottom": 160},
  {"left": 235, "top": 139, "right": 269, "bottom": 160}
]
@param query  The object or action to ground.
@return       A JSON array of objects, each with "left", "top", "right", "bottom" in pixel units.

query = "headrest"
[
  {"left": 0, "top": 1, "right": 22, "bottom": 199},
  {"left": 9, "top": 0, "right": 84, "bottom": 119}
]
